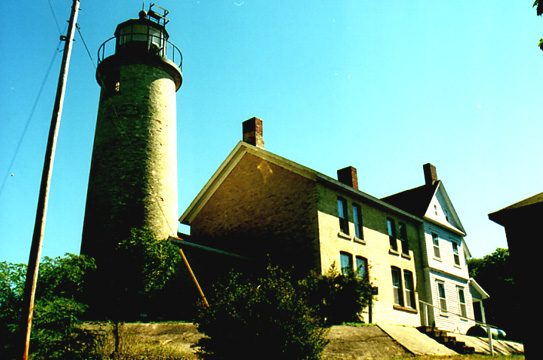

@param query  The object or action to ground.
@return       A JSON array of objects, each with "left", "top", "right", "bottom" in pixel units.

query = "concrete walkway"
[
  {"left": 455, "top": 333, "right": 524, "bottom": 356},
  {"left": 378, "top": 324, "right": 457, "bottom": 357}
]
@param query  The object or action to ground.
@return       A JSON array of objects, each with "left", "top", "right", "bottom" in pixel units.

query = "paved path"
[{"left": 378, "top": 324, "right": 457, "bottom": 357}]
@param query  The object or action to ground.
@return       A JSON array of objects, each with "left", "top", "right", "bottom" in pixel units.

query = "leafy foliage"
[
  {"left": 194, "top": 265, "right": 329, "bottom": 360},
  {"left": 194, "top": 263, "right": 374, "bottom": 360},
  {"left": 0, "top": 254, "right": 105, "bottom": 360},
  {"left": 0, "top": 261, "right": 27, "bottom": 356},
  {"left": 86, "top": 228, "right": 187, "bottom": 321},
  {"left": 116, "top": 228, "right": 181, "bottom": 295},
  {"left": 535, "top": 0, "right": 543, "bottom": 16},
  {"left": 301, "top": 266, "right": 373, "bottom": 325}
]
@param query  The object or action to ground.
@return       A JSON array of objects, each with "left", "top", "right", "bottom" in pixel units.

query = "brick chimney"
[
  {"left": 423, "top": 163, "right": 438, "bottom": 186},
  {"left": 242, "top": 117, "right": 264, "bottom": 149},
  {"left": 337, "top": 166, "right": 358, "bottom": 190}
]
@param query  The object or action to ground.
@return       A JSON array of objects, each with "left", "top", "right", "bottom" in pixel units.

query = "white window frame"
[
  {"left": 391, "top": 267, "right": 404, "bottom": 306},
  {"left": 432, "top": 232, "right": 441, "bottom": 259},
  {"left": 403, "top": 270, "right": 416, "bottom": 309},
  {"left": 452, "top": 240, "right": 461, "bottom": 266},
  {"left": 457, "top": 286, "right": 467, "bottom": 318},
  {"left": 436, "top": 280, "right": 448, "bottom": 315}
]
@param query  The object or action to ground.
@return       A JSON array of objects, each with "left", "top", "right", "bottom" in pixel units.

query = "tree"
[
  {"left": 534, "top": 1, "right": 543, "bottom": 50},
  {"left": 468, "top": 248, "right": 521, "bottom": 341},
  {"left": 0, "top": 254, "right": 104, "bottom": 360},
  {"left": 85, "top": 228, "right": 185, "bottom": 321}
]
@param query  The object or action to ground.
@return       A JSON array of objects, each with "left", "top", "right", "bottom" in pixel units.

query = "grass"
[
  {"left": 83, "top": 322, "right": 198, "bottom": 360},
  {"left": 395, "top": 356, "right": 524, "bottom": 360}
]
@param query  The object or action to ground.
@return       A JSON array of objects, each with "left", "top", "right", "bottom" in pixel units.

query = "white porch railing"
[{"left": 419, "top": 299, "right": 498, "bottom": 355}]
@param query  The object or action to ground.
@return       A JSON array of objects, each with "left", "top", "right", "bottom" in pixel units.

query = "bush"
[
  {"left": 194, "top": 265, "right": 329, "bottom": 360},
  {"left": 301, "top": 266, "right": 373, "bottom": 325}
]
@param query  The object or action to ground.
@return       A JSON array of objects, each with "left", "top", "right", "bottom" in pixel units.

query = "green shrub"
[
  {"left": 301, "top": 266, "right": 373, "bottom": 325},
  {"left": 194, "top": 265, "right": 329, "bottom": 360}
]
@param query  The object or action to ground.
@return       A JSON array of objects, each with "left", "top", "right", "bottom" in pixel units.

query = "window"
[
  {"left": 443, "top": 208, "right": 450, "bottom": 222},
  {"left": 391, "top": 267, "right": 404, "bottom": 306},
  {"left": 457, "top": 286, "right": 467, "bottom": 318},
  {"left": 399, "top": 222, "right": 409, "bottom": 255},
  {"left": 340, "top": 252, "right": 353, "bottom": 275},
  {"left": 403, "top": 270, "right": 416, "bottom": 309},
  {"left": 352, "top": 203, "right": 363, "bottom": 239},
  {"left": 387, "top": 218, "right": 397, "bottom": 251},
  {"left": 452, "top": 241, "right": 461, "bottom": 266},
  {"left": 432, "top": 233, "right": 441, "bottom": 259},
  {"left": 337, "top": 198, "right": 349, "bottom": 235},
  {"left": 437, "top": 280, "right": 447, "bottom": 314},
  {"left": 355, "top": 256, "right": 368, "bottom": 279}
]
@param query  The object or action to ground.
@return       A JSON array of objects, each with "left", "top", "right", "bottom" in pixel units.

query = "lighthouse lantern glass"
[{"left": 118, "top": 23, "right": 166, "bottom": 55}]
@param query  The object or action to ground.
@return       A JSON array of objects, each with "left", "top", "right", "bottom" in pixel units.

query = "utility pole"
[{"left": 20, "top": 1, "right": 80, "bottom": 359}]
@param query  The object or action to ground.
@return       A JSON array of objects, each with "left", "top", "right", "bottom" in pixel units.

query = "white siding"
[{"left": 429, "top": 271, "right": 475, "bottom": 334}]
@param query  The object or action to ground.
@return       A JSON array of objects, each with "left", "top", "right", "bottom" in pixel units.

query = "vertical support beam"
[
  {"left": 20, "top": 1, "right": 80, "bottom": 359},
  {"left": 487, "top": 324, "right": 494, "bottom": 356}
]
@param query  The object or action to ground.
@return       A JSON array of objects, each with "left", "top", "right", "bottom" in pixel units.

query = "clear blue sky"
[{"left": 1, "top": 0, "right": 542, "bottom": 265}]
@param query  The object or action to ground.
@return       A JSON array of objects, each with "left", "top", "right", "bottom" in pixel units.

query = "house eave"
[{"left": 423, "top": 216, "right": 466, "bottom": 237}]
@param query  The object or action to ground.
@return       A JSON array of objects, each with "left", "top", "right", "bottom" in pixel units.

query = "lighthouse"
[{"left": 81, "top": 6, "right": 182, "bottom": 273}]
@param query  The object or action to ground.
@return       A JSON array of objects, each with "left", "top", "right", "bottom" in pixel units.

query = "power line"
[
  {"left": 48, "top": 0, "right": 63, "bottom": 35},
  {"left": 0, "top": 43, "right": 62, "bottom": 199}
]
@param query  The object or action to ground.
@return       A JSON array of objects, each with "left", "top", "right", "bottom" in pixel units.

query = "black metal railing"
[{"left": 97, "top": 35, "right": 183, "bottom": 70}]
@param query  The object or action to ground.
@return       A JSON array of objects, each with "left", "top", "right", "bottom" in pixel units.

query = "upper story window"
[
  {"left": 399, "top": 222, "right": 409, "bottom": 256},
  {"left": 452, "top": 241, "right": 461, "bottom": 266},
  {"left": 337, "top": 198, "right": 349, "bottom": 235},
  {"left": 432, "top": 232, "right": 441, "bottom": 259},
  {"left": 340, "top": 251, "right": 353, "bottom": 275},
  {"left": 387, "top": 218, "right": 397, "bottom": 252},
  {"left": 352, "top": 203, "right": 363, "bottom": 239}
]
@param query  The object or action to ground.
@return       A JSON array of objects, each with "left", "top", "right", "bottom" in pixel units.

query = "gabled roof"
[
  {"left": 179, "top": 141, "right": 422, "bottom": 225},
  {"left": 382, "top": 181, "right": 466, "bottom": 237},
  {"left": 381, "top": 183, "right": 438, "bottom": 218}
]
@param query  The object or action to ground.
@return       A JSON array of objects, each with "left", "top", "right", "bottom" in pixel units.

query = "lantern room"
[
  {"left": 97, "top": 4, "right": 183, "bottom": 71},
  {"left": 115, "top": 5, "right": 169, "bottom": 57}
]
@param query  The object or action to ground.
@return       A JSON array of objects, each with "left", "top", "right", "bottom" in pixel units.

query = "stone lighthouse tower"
[{"left": 81, "top": 6, "right": 182, "bottom": 267}]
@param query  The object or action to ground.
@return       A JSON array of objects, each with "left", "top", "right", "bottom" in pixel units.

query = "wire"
[
  {"left": 48, "top": 0, "right": 63, "bottom": 35},
  {"left": 76, "top": 25, "right": 96, "bottom": 68},
  {"left": 0, "top": 42, "right": 62, "bottom": 199}
]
